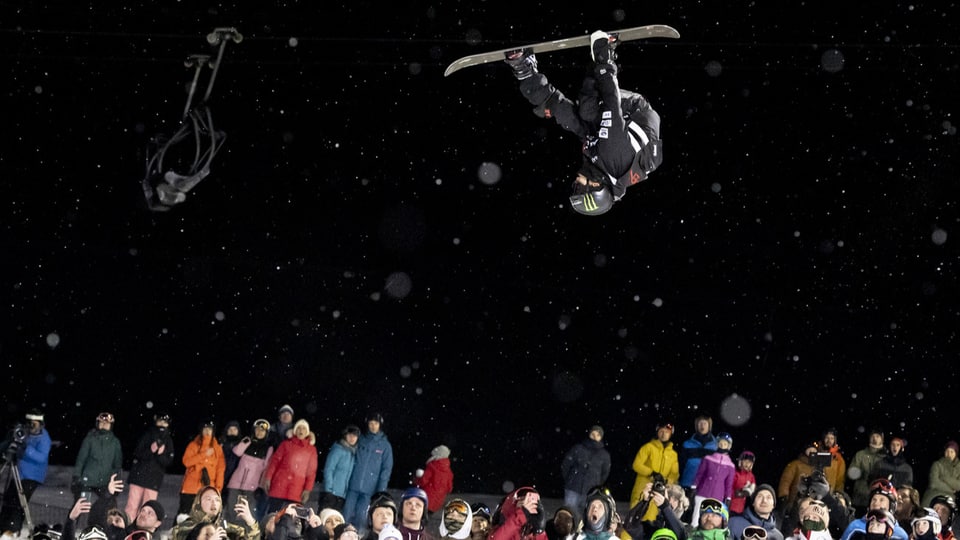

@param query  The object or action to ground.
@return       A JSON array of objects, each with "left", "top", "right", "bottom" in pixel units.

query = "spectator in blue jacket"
[
  {"left": 320, "top": 425, "right": 361, "bottom": 512},
  {"left": 0, "top": 409, "right": 52, "bottom": 536},
  {"left": 679, "top": 416, "right": 718, "bottom": 519},
  {"left": 343, "top": 413, "right": 394, "bottom": 527}
]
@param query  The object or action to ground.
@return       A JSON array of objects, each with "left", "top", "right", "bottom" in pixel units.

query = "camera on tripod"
[{"left": 2, "top": 423, "right": 28, "bottom": 463}]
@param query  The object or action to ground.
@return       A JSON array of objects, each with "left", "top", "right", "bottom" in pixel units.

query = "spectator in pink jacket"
[{"left": 691, "top": 432, "right": 736, "bottom": 525}]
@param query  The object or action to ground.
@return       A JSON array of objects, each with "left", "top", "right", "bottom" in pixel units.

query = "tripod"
[{"left": 0, "top": 459, "right": 33, "bottom": 535}]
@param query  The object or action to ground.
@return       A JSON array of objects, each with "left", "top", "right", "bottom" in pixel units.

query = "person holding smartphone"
[{"left": 489, "top": 487, "right": 547, "bottom": 540}]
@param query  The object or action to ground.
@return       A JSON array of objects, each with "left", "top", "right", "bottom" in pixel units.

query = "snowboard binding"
[{"left": 141, "top": 27, "right": 241, "bottom": 212}]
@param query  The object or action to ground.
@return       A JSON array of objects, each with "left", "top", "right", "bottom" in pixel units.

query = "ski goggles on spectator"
[
  {"left": 743, "top": 526, "right": 768, "bottom": 540},
  {"left": 471, "top": 503, "right": 491, "bottom": 520},
  {"left": 154, "top": 414, "right": 171, "bottom": 423},
  {"left": 871, "top": 479, "right": 895, "bottom": 492},
  {"left": 657, "top": 423, "right": 674, "bottom": 433},
  {"left": 124, "top": 532, "right": 153, "bottom": 540},
  {"left": 587, "top": 486, "right": 613, "bottom": 498},
  {"left": 445, "top": 500, "right": 469, "bottom": 517},
  {"left": 97, "top": 412, "right": 115, "bottom": 423},
  {"left": 253, "top": 419, "right": 270, "bottom": 430},
  {"left": 700, "top": 499, "right": 725, "bottom": 515},
  {"left": 79, "top": 527, "right": 107, "bottom": 540}
]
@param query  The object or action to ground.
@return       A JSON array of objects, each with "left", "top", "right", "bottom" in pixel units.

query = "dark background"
[{"left": 2, "top": 2, "right": 958, "bottom": 499}]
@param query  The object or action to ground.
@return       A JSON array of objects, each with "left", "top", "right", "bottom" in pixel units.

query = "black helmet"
[
  {"left": 569, "top": 160, "right": 614, "bottom": 216},
  {"left": 584, "top": 486, "right": 615, "bottom": 531},
  {"left": 931, "top": 495, "right": 956, "bottom": 521},
  {"left": 569, "top": 185, "right": 614, "bottom": 215},
  {"left": 367, "top": 491, "right": 398, "bottom": 527}
]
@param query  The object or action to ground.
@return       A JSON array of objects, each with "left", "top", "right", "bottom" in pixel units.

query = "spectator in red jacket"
[
  {"left": 264, "top": 419, "right": 318, "bottom": 513},
  {"left": 415, "top": 445, "right": 454, "bottom": 518}
]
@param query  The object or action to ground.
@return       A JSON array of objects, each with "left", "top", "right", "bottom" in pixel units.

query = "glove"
[
  {"left": 150, "top": 442, "right": 159, "bottom": 453},
  {"left": 743, "top": 482, "right": 756, "bottom": 496},
  {"left": 530, "top": 503, "right": 547, "bottom": 534}
]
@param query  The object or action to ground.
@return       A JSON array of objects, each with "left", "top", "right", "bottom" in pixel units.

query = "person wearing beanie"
[
  {"left": 628, "top": 423, "right": 680, "bottom": 512},
  {"left": 415, "top": 444, "right": 455, "bottom": 517},
  {"left": 226, "top": 418, "right": 274, "bottom": 522},
  {"left": 848, "top": 430, "right": 887, "bottom": 515},
  {"left": 264, "top": 419, "right": 318, "bottom": 513},
  {"left": 730, "top": 452, "right": 757, "bottom": 516},
  {"left": 691, "top": 433, "right": 735, "bottom": 526},
  {"left": 334, "top": 523, "right": 360, "bottom": 540},
  {"left": 784, "top": 498, "right": 831, "bottom": 540},
  {"left": 562, "top": 425, "right": 612, "bottom": 518},
  {"left": 379, "top": 524, "right": 402, "bottom": 540},
  {"left": 343, "top": 413, "right": 394, "bottom": 528},
  {"left": 690, "top": 498, "right": 730, "bottom": 540},
  {"left": 269, "top": 405, "right": 296, "bottom": 450},
  {"left": 871, "top": 438, "right": 913, "bottom": 491},
  {"left": 0, "top": 408, "right": 52, "bottom": 536},
  {"left": 728, "top": 485, "right": 783, "bottom": 540},
  {"left": 921, "top": 441, "right": 960, "bottom": 507},
  {"left": 320, "top": 508, "right": 346, "bottom": 539},
  {"left": 320, "top": 425, "right": 361, "bottom": 512},
  {"left": 132, "top": 499, "right": 166, "bottom": 533},
  {"left": 123, "top": 412, "right": 175, "bottom": 524},
  {"left": 439, "top": 499, "right": 473, "bottom": 540}
]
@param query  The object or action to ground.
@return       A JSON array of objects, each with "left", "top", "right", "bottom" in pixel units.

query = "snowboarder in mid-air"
[{"left": 505, "top": 30, "right": 664, "bottom": 215}]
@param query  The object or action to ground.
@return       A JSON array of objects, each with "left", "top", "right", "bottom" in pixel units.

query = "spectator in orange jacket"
[{"left": 177, "top": 420, "right": 226, "bottom": 519}]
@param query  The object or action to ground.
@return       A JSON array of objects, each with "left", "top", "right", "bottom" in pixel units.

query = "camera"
[
  {"left": 2, "top": 423, "right": 28, "bottom": 462},
  {"left": 293, "top": 506, "right": 311, "bottom": 520},
  {"left": 811, "top": 452, "right": 832, "bottom": 470},
  {"left": 651, "top": 472, "right": 667, "bottom": 495}
]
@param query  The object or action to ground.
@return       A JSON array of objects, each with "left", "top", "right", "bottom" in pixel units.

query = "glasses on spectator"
[
  {"left": 743, "top": 526, "right": 767, "bottom": 540},
  {"left": 97, "top": 413, "right": 115, "bottom": 423}
]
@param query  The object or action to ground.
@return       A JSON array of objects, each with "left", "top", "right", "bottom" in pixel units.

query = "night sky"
[{"left": 3, "top": 3, "right": 959, "bottom": 499}]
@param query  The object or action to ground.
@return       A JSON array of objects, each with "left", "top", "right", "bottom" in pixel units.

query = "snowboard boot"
[
  {"left": 590, "top": 30, "right": 617, "bottom": 65},
  {"left": 505, "top": 49, "right": 538, "bottom": 80}
]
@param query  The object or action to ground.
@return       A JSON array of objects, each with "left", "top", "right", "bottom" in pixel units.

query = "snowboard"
[{"left": 443, "top": 24, "right": 680, "bottom": 77}]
